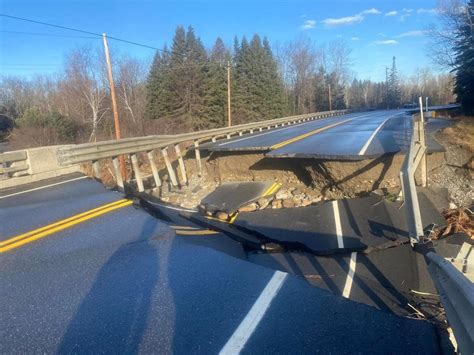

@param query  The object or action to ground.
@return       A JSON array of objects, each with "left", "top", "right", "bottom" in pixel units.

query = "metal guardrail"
[
  {"left": 400, "top": 98, "right": 473, "bottom": 353},
  {"left": 427, "top": 252, "right": 474, "bottom": 354},
  {"left": 57, "top": 109, "right": 347, "bottom": 192},
  {"left": 0, "top": 150, "right": 29, "bottom": 179},
  {"left": 399, "top": 113, "right": 427, "bottom": 245}
]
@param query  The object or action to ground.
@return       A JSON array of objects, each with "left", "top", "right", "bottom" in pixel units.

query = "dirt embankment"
[
  {"left": 204, "top": 151, "right": 444, "bottom": 200},
  {"left": 430, "top": 116, "right": 474, "bottom": 207},
  {"left": 89, "top": 115, "right": 472, "bottom": 209}
]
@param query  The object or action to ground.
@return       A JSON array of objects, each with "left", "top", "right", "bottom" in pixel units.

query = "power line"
[
  {"left": 0, "top": 30, "right": 98, "bottom": 39},
  {"left": 0, "top": 14, "right": 229, "bottom": 71},
  {"left": 0, "top": 14, "right": 160, "bottom": 50}
]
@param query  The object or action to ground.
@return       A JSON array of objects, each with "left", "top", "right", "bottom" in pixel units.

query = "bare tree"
[
  {"left": 429, "top": 0, "right": 468, "bottom": 68},
  {"left": 116, "top": 56, "right": 147, "bottom": 135},
  {"left": 64, "top": 46, "right": 108, "bottom": 142}
]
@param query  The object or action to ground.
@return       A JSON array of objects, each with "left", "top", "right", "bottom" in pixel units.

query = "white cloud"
[
  {"left": 322, "top": 14, "right": 363, "bottom": 26},
  {"left": 301, "top": 20, "right": 316, "bottom": 29},
  {"left": 402, "top": 8, "right": 413, "bottom": 13},
  {"left": 373, "top": 39, "right": 399, "bottom": 45},
  {"left": 351, "top": 37, "right": 360, "bottom": 41},
  {"left": 385, "top": 11, "right": 398, "bottom": 16},
  {"left": 395, "top": 30, "right": 427, "bottom": 38},
  {"left": 417, "top": 8, "right": 437, "bottom": 14},
  {"left": 322, "top": 7, "right": 381, "bottom": 27},
  {"left": 361, "top": 8, "right": 381, "bottom": 15}
]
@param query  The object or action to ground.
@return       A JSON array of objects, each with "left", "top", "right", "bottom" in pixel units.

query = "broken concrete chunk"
[
  {"left": 201, "top": 181, "right": 277, "bottom": 214},
  {"left": 216, "top": 211, "right": 229, "bottom": 220},
  {"left": 276, "top": 189, "right": 292, "bottom": 200},
  {"left": 239, "top": 203, "right": 258, "bottom": 213},
  {"left": 271, "top": 199, "right": 283, "bottom": 209}
]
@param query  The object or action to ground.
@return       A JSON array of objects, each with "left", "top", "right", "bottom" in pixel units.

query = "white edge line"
[
  {"left": 342, "top": 252, "right": 357, "bottom": 298},
  {"left": 219, "top": 271, "right": 288, "bottom": 355},
  {"left": 358, "top": 116, "right": 395, "bottom": 155},
  {"left": 332, "top": 200, "right": 344, "bottom": 249},
  {"left": 0, "top": 176, "right": 88, "bottom": 200}
]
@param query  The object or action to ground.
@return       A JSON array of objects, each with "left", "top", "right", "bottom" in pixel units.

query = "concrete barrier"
[{"left": 0, "top": 145, "right": 81, "bottom": 189}]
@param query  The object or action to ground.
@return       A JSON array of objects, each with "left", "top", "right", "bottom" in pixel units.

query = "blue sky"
[{"left": 1, "top": 0, "right": 441, "bottom": 81}]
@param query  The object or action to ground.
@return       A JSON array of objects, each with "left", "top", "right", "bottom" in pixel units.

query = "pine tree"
[
  {"left": 453, "top": 0, "right": 474, "bottom": 113},
  {"left": 233, "top": 34, "right": 286, "bottom": 123},
  {"left": 202, "top": 37, "right": 229, "bottom": 128},
  {"left": 145, "top": 47, "right": 171, "bottom": 119},
  {"left": 386, "top": 56, "right": 401, "bottom": 108}
]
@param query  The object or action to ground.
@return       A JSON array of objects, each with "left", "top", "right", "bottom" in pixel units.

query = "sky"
[{"left": 0, "top": 0, "right": 443, "bottom": 81}]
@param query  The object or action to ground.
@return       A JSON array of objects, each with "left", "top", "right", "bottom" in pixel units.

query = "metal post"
[
  {"left": 92, "top": 160, "right": 100, "bottom": 179},
  {"left": 328, "top": 83, "right": 332, "bottom": 111},
  {"left": 419, "top": 97, "right": 427, "bottom": 187},
  {"left": 161, "top": 148, "right": 178, "bottom": 187},
  {"left": 147, "top": 150, "right": 162, "bottom": 188},
  {"left": 131, "top": 154, "right": 144, "bottom": 192},
  {"left": 112, "top": 156, "right": 124, "bottom": 191},
  {"left": 227, "top": 61, "right": 232, "bottom": 127},
  {"left": 425, "top": 97, "right": 429, "bottom": 112},
  {"left": 194, "top": 140, "right": 202, "bottom": 177},
  {"left": 174, "top": 144, "right": 188, "bottom": 185}
]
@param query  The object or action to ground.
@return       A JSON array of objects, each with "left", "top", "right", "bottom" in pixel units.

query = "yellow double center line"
[
  {"left": 261, "top": 182, "right": 282, "bottom": 197},
  {"left": 0, "top": 199, "right": 133, "bottom": 253},
  {"left": 270, "top": 118, "right": 354, "bottom": 150}
]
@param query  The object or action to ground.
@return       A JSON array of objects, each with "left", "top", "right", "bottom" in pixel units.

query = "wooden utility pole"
[
  {"left": 227, "top": 61, "right": 232, "bottom": 127},
  {"left": 102, "top": 33, "right": 126, "bottom": 178},
  {"left": 328, "top": 83, "right": 332, "bottom": 111}
]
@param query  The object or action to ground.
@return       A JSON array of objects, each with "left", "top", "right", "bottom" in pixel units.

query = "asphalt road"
[
  {"left": 1, "top": 175, "right": 442, "bottom": 353},
  {"left": 203, "top": 109, "right": 446, "bottom": 160}
]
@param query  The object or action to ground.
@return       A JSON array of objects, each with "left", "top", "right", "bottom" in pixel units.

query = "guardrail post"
[
  {"left": 161, "top": 148, "right": 178, "bottom": 187},
  {"left": 193, "top": 140, "right": 202, "bottom": 176},
  {"left": 226, "top": 133, "right": 231, "bottom": 139},
  {"left": 238, "top": 131, "right": 243, "bottom": 136},
  {"left": 419, "top": 103, "right": 428, "bottom": 188},
  {"left": 92, "top": 160, "right": 100, "bottom": 180},
  {"left": 112, "top": 157, "right": 124, "bottom": 191},
  {"left": 131, "top": 154, "right": 144, "bottom": 192},
  {"left": 212, "top": 136, "right": 217, "bottom": 143},
  {"left": 259, "top": 127, "right": 263, "bottom": 132},
  {"left": 147, "top": 150, "right": 162, "bottom": 189},
  {"left": 174, "top": 144, "right": 188, "bottom": 186}
]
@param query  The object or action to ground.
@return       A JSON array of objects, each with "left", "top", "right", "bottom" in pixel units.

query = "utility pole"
[
  {"left": 227, "top": 61, "right": 232, "bottom": 127},
  {"left": 328, "top": 83, "right": 332, "bottom": 111},
  {"left": 385, "top": 66, "right": 389, "bottom": 109},
  {"left": 102, "top": 33, "right": 126, "bottom": 178},
  {"left": 425, "top": 97, "right": 428, "bottom": 112}
]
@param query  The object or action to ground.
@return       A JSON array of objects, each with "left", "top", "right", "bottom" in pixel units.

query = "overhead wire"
[{"left": 0, "top": 14, "right": 230, "bottom": 71}]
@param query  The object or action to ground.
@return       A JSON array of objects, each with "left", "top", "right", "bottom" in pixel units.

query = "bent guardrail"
[
  {"left": 57, "top": 110, "right": 347, "bottom": 192},
  {"left": 400, "top": 97, "right": 473, "bottom": 353},
  {"left": 427, "top": 252, "right": 474, "bottom": 354}
]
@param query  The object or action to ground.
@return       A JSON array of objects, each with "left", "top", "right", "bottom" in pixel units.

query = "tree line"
[{"left": 0, "top": 25, "right": 458, "bottom": 149}]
